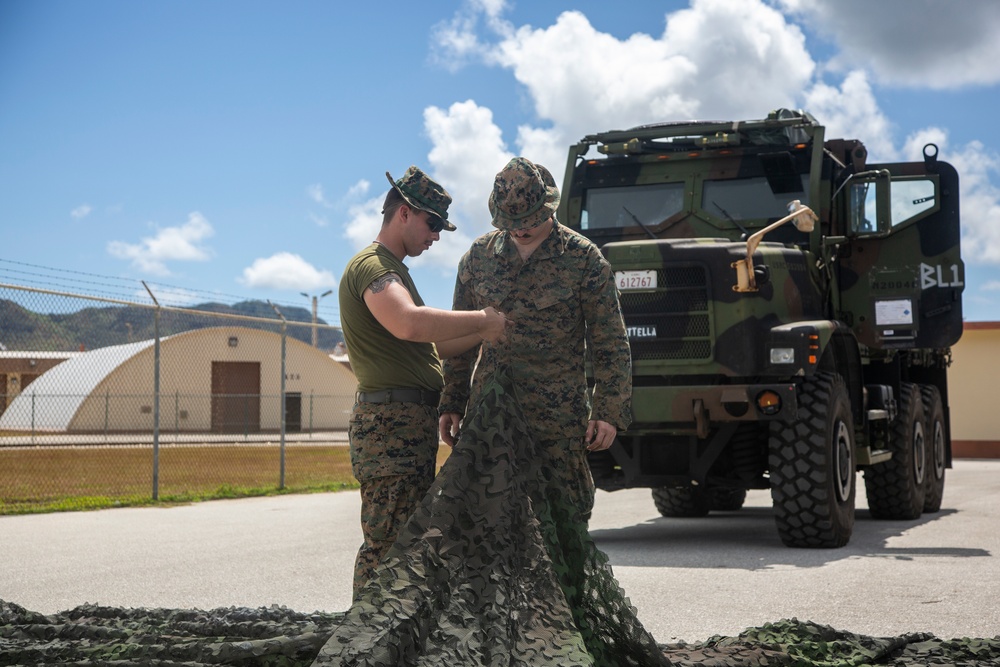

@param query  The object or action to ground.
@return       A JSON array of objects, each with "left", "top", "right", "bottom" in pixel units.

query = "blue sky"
[{"left": 3, "top": 0, "right": 1000, "bottom": 325}]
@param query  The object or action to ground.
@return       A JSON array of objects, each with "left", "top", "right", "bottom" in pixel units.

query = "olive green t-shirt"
[{"left": 339, "top": 243, "right": 444, "bottom": 393}]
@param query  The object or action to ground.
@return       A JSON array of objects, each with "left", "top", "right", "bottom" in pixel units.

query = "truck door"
[{"left": 837, "top": 146, "right": 963, "bottom": 349}]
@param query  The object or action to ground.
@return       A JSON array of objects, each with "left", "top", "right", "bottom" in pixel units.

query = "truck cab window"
[{"left": 582, "top": 182, "right": 684, "bottom": 230}]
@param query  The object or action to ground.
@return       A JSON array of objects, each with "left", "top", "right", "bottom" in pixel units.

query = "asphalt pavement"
[{"left": 1, "top": 459, "right": 998, "bottom": 643}]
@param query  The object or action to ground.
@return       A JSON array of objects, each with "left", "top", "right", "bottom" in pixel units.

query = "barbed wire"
[{"left": 0, "top": 258, "right": 339, "bottom": 322}]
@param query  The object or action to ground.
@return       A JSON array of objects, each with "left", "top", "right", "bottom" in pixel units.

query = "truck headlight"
[{"left": 770, "top": 347, "right": 795, "bottom": 364}]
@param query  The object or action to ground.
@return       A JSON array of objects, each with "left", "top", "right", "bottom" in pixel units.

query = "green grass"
[
  {"left": 0, "top": 445, "right": 357, "bottom": 514},
  {"left": 0, "top": 444, "right": 452, "bottom": 514}
]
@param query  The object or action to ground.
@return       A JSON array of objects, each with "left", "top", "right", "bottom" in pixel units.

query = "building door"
[
  {"left": 211, "top": 361, "right": 261, "bottom": 433},
  {"left": 284, "top": 392, "right": 302, "bottom": 433}
]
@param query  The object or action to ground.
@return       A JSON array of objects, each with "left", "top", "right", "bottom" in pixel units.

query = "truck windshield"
[
  {"left": 582, "top": 182, "right": 684, "bottom": 230},
  {"left": 702, "top": 175, "right": 809, "bottom": 223},
  {"left": 581, "top": 175, "right": 809, "bottom": 231}
]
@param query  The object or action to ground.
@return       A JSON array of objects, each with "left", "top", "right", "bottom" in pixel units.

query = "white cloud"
[
  {"left": 427, "top": 0, "right": 817, "bottom": 176},
  {"left": 107, "top": 212, "right": 214, "bottom": 276},
  {"left": 346, "top": 179, "right": 370, "bottom": 199},
  {"left": 430, "top": 0, "right": 512, "bottom": 71},
  {"left": 240, "top": 252, "right": 337, "bottom": 291},
  {"left": 341, "top": 103, "right": 511, "bottom": 274},
  {"left": 307, "top": 212, "right": 329, "bottom": 227},
  {"left": 801, "top": 70, "right": 896, "bottom": 161},
  {"left": 777, "top": 0, "right": 1000, "bottom": 89},
  {"left": 342, "top": 197, "right": 385, "bottom": 251},
  {"left": 70, "top": 204, "right": 91, "bottom": 219},
  {"left": 424, "top": 101, "right": 511, "bottom": 236},
  {"left": 310, "top": 179, "right": 371, "bottom": 229},
  {"left": 307, "top": 184, "right": 333, "bottom": 208},
  {"left": 479, "top": 1, "right": 813, "bottom": 153},
  {"left": 945, "top": 140, "right": 1000, "bottom": 264},
  {"left": 982, "top": 280, "right": 1000, "bottom": 292}
]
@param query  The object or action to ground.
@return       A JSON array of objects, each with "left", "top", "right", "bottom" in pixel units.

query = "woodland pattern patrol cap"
[
  {"left": 385, "top": 166, "right": 456, "bottom": 232},
  {"left": 489, "top": 157, "right": 560, "bottom": 231}
]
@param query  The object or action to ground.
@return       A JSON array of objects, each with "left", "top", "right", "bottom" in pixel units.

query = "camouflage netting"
[
  {"left": 3, "top": 370, "right": 999, "bottom": 666},
  {"left": 4, "top": 601, "right": 1000, "bottom": 667}
]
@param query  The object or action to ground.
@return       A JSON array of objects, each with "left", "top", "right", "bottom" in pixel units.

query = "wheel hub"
[{"left": 834, "top": 419, "right": 853, "bottom": 503}]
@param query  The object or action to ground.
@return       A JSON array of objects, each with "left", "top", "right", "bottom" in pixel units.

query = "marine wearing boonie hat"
[
  {"left": 385, "top": 166, "right": 456, "bottom": 232},
  {"left": 490, "top": 157, "right": 560, "bottom": 231}
]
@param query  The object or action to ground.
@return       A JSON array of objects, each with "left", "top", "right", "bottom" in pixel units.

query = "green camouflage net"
[
  {"left": 3, "top": 601, "right": 1000, "bottom": 666},
  {"left": 2, "top": 370, "right": 999, "bottom": 666}
]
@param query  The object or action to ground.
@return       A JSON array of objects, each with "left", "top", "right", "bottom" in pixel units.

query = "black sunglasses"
[{"left": 424, "top": 214, "right": 445, "bottom": 234}]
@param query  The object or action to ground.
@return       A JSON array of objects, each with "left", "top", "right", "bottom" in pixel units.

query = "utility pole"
[{"left": 301, "top": 290, "right": 333, "bottom": 348}]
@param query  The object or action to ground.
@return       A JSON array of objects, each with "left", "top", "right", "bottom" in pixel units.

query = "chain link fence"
[{"left": 0, "top": 278, "right": 359, "bottom": 514}]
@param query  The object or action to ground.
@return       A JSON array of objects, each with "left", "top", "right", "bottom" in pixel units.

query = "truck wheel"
[
  {"left": 864, "top": 382, "right": 927, "bottom": 520},
  {"left": 768, "top": 372, "right": 855, "bottom": 548},
  {"left": 710, "top": 488, "right": 747, "bottom": 511},
  {"left": 652, "top": 487, "right": 711, "bottom": 517},
  {"left": 920, "top": 384, "right": 946, "bottom": 513}
]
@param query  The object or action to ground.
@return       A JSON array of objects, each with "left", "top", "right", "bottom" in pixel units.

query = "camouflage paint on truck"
[{"left": 561, "top": 109, "right": 962, "bottom": 547}]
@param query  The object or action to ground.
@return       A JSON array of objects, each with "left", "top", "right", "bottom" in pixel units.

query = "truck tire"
[
  {"left": 768, "top": 372, "right": 855, "bottom": 548},
  {"left": 710, "top": 488, "right": 747, "bottom": 511},
  {"left": 920, "top": 384, "right": 946, "bottom": 513},
  {"left": 652, "top": 487, "right": 711, "bottom": 517},
  {"left": 864, "top": 382, "right": 927, "bottom": 520}
]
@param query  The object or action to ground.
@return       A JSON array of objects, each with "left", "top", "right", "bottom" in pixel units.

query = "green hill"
[{"left": 0, "top": 299, "right": 343, "bottom": 353}]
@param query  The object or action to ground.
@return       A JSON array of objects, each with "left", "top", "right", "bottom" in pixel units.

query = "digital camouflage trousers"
[{"left": 348, "top": 400, "right": 439, "bottom": 598}]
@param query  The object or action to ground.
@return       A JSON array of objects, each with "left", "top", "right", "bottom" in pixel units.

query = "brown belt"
[{"left": 356, "top": 388, "right": 440, "bottom": 407}]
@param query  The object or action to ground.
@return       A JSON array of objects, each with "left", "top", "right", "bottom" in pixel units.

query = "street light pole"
[{"left": 301, "top": 290, "right": 333, "bottom": 348}]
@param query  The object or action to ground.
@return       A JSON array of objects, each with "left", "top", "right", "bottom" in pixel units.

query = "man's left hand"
[{"left": 585, "top": 419, "right": 617, "bottom": 452}]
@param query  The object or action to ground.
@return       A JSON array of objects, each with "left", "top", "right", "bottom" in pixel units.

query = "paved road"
[{"left": 1, "top": 459, "right": 998, "bottom": 643}]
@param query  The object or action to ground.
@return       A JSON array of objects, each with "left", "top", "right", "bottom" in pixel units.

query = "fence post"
[
  {"left": 269, "top": 302, "right": 287, "bottom": 490},
  {"left": 144, "top": 282, "right": 162, "bottom": 501},
  {"left": 280, "top": 323, "right": 287, "bottom": 489}
]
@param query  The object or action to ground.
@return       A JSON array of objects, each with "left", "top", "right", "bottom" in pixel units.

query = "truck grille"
[{"left": 619, "top": 265, "right": 712, "bottom": 362}]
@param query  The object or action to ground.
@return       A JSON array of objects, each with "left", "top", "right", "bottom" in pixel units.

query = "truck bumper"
[{"left": 630, "top": 382, "right": 798, "bottom": 437}]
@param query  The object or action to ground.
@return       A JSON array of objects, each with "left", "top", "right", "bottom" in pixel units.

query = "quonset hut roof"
[{"left": 0, "top": 339, "right": 160, "bottom": 431}]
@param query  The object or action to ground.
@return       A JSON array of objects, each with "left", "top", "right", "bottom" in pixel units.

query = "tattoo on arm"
[{"left": 369, "top": 273, "right": 402, "bottom": 294}]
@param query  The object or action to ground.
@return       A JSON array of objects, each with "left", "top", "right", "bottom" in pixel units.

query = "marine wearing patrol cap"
[
  {"left": 489, "top": 157, "right": 560, "bottom": 231},
  {"left": 384, "top": 166, "right": 456, "bottom": 232}
]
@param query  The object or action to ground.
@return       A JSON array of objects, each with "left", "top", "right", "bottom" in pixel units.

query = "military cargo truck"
[{"left": 559, "top": 109, "right": 963, "bottom": 547}]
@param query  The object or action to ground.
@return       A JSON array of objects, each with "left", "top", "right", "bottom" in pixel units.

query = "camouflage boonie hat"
[
  {"left": 385, "top": 166, "right": 456, "bottom": 232},
  {"left": 490, "top": 157, "right": 560, "bottom": 231}
]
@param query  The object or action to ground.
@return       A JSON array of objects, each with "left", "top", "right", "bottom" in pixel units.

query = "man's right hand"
[
  {"left": 439, "top": 412, "right": 462, "bottom": 447},
  {"left": 479, "top": 306, "right": 512, "bottom": 343}
]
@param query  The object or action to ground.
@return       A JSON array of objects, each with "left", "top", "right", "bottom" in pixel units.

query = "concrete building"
[
  {"left": 948, "top": 321, "right": 1000, "bottom": 458},
  {"left": 0, "top": 351, "right": 82, "bottom": 416},
  {"left": 0, "top": 327, "right": 357, "bottom": 433}
]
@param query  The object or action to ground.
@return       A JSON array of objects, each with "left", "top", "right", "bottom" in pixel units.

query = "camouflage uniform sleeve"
[
  {"left": 582, "top": 246, "right": 633, "bottom": 431},
  {"left": 440, "top": 250, "right": 479, "bottom": 417}
]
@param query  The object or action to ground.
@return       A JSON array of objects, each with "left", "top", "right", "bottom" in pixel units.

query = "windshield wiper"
[
  {"left": 622, "top": 206, "right": 657, "bottom": 239},
  {"left": 713, "top": 201, "right": 750, "bottom": 239}
]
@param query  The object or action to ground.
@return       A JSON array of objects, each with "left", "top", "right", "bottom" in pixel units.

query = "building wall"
[
  {"left": 0, "top": 357, "right": 73, "bottom": 415},
  {"left": 947, "top": 321, "right": 1000, "bottom": 458},
  {"left": 70, "top": 327, "right": 357, "bottom": 432}
]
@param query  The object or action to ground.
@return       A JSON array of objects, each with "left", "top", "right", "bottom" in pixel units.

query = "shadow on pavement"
[{"left": 591, "top": 503, "right": 989, "bottom": 570}]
